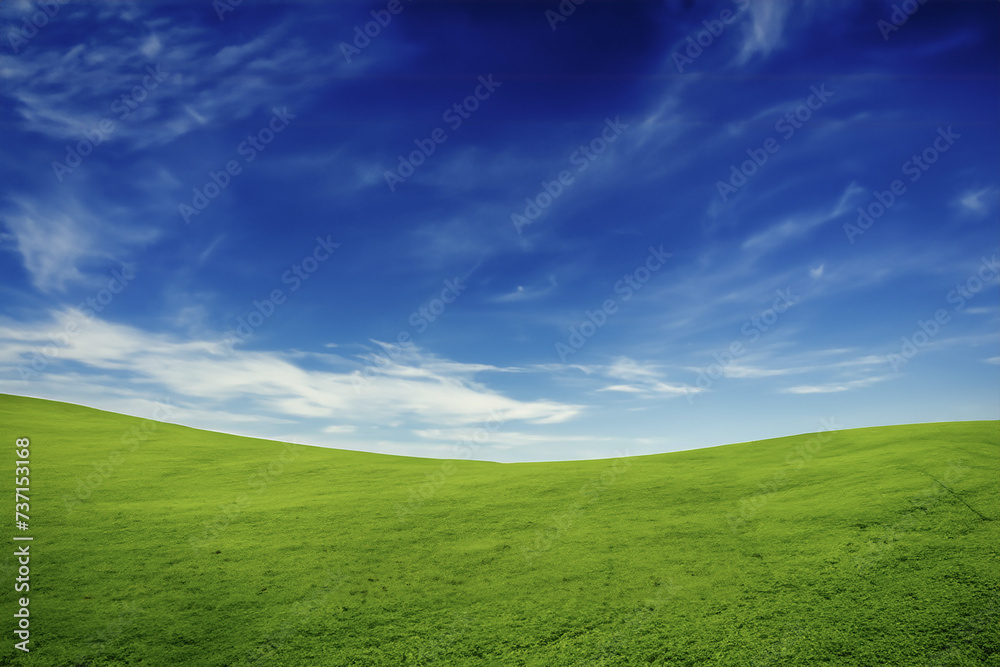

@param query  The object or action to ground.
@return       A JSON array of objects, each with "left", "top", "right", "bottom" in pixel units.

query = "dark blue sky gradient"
[{"left": 0, "top": 0, "right": 997, "bottom": 460}]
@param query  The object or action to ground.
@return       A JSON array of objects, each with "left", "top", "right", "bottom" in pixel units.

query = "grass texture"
[{"left": 0, "top": 394, "right": 997, "bottom": 666}]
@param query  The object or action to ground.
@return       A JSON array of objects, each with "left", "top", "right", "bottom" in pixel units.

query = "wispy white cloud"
[
  {"left": 742, "top": 181, "right": 862, "bottom": 254},
  {"left": 735, "top": 1, "right": 793, "bottom": 65},
  {"left": 322, "top": 424, "right": 357, "bottom": 434},
  {"left": 720, "top": 364, "right": 799, "bottom": 379},
  {"left": 0, "top": 309, "right": 583, "bottom": 434},
  {"left": 3, "top": 7, "right": 342, "bottom": 149},
  {"left": 3, "top": 201, "right": 90, "bottom": 292},
  {"left": 603, "top": 357, "right": 662, "bottom": 382},
  {"left": 780, "top": 375, "right": 892, "bottom": 394},
  {"left": 955, "top": 186, "right": 997, "bottom": 216},
  {"left": 551, "top": 357, "right": 702, "bottom": 398},
  {"left": 682, "top": 347, "right": 892, "bottom": 393},
  {"left": 493, "top": 275, "right": 558, "bottom": 303},
  {"left": 197, "top": 235, "right": 227, "bottom": 266},
  {"left": 2, "top": 195, "right": 157, "bottom": 293},
  {"left": 412, "top": 428, "right": 615, "bottom": 452},
  {"left": 140, "top": 33, "right": 162, "bottom": 58},
  {"left": 597, "top": 384, "right": 646, "bottom": 394}
]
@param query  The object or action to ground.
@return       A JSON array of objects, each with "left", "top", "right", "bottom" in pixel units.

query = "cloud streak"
[{"left": 0, "top": 309, "right": 583, "bottom": 436}]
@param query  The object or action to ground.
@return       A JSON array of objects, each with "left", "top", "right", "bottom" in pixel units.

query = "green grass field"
[{"left": 1, "top": 394, "right": 997, "bottom": 666}]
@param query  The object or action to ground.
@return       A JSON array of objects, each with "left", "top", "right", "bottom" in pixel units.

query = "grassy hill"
[{"left": 1, "top": 394, "right": 997, "bottom": 666}]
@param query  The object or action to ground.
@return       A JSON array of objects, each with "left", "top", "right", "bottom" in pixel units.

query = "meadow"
[{"left": 1, "top": 394, "right": 997, "bottom": 666}]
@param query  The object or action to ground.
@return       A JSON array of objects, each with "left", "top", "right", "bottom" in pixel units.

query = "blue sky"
[{"left": 1, "top": 0, "right": 997, "bottom": 462}]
